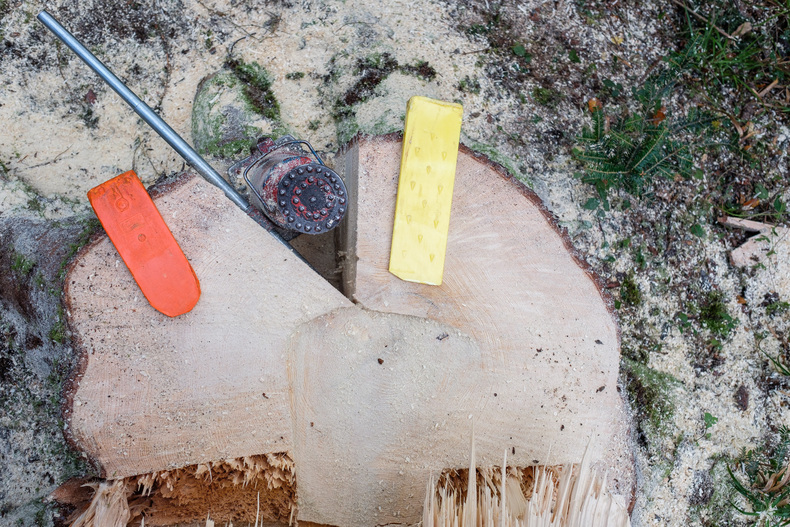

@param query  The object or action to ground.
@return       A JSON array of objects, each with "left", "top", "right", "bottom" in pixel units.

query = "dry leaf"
[
  {"left": 732, "top": 22, "right": 752, "bottom": 37},
  {"left": 737, "top": 296, "right": 747, "bottom": 305},
  {"left": 758, "top": 79, "right": 779, "bottom": 98},
  {"left": 742, "top": 198, "right": 760, "bottom": 210},
  {"left": 732, "top": 120, "right": 744, "bottom": 137},
  {"left": 611, "top": 35, "right": 624, "bottom": 45},
  {"left": 651, "top": 106, "right": 666, "bottom": 125},
  {"left": 588, "top": 98, "right": 602, "bottom": 112},
  {"left": 614, "top": 54, "right": 632, "bottom": 68}
]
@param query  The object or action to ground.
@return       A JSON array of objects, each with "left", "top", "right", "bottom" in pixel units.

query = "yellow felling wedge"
[{"left": 389, "top": 96, "right": 463, "bottom": 285}]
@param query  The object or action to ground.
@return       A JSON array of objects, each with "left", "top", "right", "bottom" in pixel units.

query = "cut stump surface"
[
  {"left": 64, "top": 135, "right": 633, "bottom": 526},
  {"left": 64, "top": 174, "right": 352, "bottom": 479}
]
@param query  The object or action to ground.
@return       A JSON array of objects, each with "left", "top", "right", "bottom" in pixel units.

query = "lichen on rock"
[{"left": 192, "top": 59, "right": 287, "bottom": 160}]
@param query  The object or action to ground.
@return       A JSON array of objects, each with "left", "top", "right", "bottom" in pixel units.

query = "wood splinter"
[{"left": 719, "top": 216, "right": 790, "bottom": 268}]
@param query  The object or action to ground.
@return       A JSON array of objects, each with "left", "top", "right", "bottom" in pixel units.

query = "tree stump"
[
  {"left": 64, "top": 174, "right": 352, "bottom": 479},
  {"left": 63, "top": 135, "right": 633, "bottom": 526}
]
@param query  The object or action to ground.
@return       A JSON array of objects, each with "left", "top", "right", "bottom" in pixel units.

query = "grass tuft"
[{"left": 729, "top": 426, "right": 790, "bottom": 525}]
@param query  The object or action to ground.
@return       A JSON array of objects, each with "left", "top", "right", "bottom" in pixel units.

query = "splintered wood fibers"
[
  {"left": 67, "top": 454, "right": 295, "bottom": 527},
  {"left": 67, "top": 446, "right": 630, "bottom": 526}
]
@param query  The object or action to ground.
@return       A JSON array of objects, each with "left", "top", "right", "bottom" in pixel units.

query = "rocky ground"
[{"left": 2, "top": 0, "right": 790, "bottom": 525}]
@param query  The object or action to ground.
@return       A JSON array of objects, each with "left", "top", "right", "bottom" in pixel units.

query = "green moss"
[
  {"left": 766, "top": 300, "right": 790, "bottom": 317},
  {"left": 34, "top": 500, "right": 48, "bottom": 527},
  {"left": 457, "top": 75, "right": 481, "bottom": 94},
  {"left": 335, "top": 114, "right": 361, "bottom": 146},
  {"left": 462, "top": 137, "right": 531, "bottom": 187},
  {"left": 369, "top": 111, "right": 400, "bottom": 136},
  {"left": 326, "top": 52, "right": 442, "bottom": 146},
  {"left": 79, "top": 106, "right": 99, "bottom": 129},
  {"left": 11, "top": 253, "right": 34, "bottom": 276},
  {"left": 58, "top": 218, "right": 101, "bottom": 280},
  {"left": 285, "top": 71, "right": 305, "bottom": 80},
  {"left": 620, "top": 274, "right": 641, "bottom": 307},
  {"left": 357, "top": 52, "right": 398, "bottom": 72},
  {"left": 206, "top": 136, "right": 257, "bottom": 159},
  {"left": 192, "top": 73, "right": 250, "bottom": 157},
  {"left": 622, "top": 358, "right": 678, "bottom": 445},
  {"left": 26, "top": 197, "right": 44, "bottom": 214},
  {"left": 698, "top": 291, "right": 737, "bottom": 338},
  {"left": 192, "top": 60, "right": 286, "bottom": 158},
  {"left": 400, "top": 60, "right": 437, "bottom": 81},
  {"left": 684, "top": 460, "right": 736, "bottom": 525},
  {"left": 226, "top": 59, "right": 281, "bottom": 121},
  {"left": 48, "top": 306, "right": 66, "bottom": 345},
  {"left": 531, "top": 86, "right": 563, "bottom": 107},
  {"left": 621, "top": 344, "right": 648, "bottom": 364},
  {"left": 0, "top": 0, "right": 8, "bottom": 41}
]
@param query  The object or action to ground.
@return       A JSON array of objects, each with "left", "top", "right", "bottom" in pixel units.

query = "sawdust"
[
  {"left": 2, "top": 0, "right": 790, "bottom": 525},
  {"left": 0, "top": 0, "right": 482, "bottom": 209}
]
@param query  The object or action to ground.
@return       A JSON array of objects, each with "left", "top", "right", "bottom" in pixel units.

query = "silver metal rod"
[{"left": 37, "top": 10, "right": 251, "bottom": 212}]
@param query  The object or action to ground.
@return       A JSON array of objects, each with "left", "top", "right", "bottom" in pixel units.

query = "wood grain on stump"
[
  {"left": 63, "top": 135, "right": 633, "bottom": 526},
  {"left": 64, "top": 174, "right": 352, "bottom": 479}
]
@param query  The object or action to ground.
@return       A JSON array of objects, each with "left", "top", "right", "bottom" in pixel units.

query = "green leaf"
[
  {"left": 582, "top": 198, "right": 600, "bottom": 210},
  {"left": 704, "top": 412, "right": 718, "bottom": 429},
  {"left": 512, "top": 44, "right": 527, "bottom": 57},
  {"left": 755, "top": 184, "right": 769, "bottom": 200},
  {"left": 690, "top": 224, "right": 705, "bottom": 238},
  {"left": 774, "top": 197, "right": 786, "bottom": 213},
  {"left": 569, "top": 49, "right": 581, "bottom": 63},
  {"left": 602, "top": 78, "right": 622, "bottom": 97}
]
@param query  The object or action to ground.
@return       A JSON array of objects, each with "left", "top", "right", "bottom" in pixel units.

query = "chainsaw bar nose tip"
[{"left": 279, "top": 163, "right": 347, "bottom": 234}]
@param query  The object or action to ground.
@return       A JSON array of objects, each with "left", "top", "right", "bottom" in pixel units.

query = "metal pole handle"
[{"left": 36, "top": 10, "right": 251, "bottom": 213}]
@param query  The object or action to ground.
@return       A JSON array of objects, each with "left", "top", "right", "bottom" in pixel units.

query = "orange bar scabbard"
[{"left": 88, "top": 171, "right": 200, "bottom": 317}]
